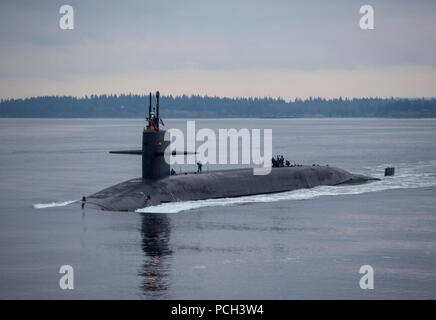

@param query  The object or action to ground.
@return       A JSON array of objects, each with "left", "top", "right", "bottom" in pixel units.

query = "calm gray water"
[{"left": 1, "top": 118, "right": 436, "bottom": 299}]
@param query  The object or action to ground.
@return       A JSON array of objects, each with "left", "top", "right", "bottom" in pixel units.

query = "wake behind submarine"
[{"left": 85, "top": 91, "right": 377, "bottom": 212}]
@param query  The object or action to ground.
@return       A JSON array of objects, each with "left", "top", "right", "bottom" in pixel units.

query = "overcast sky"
[{"left": 1, "top": 0, "right": 435, "bottom": 99}]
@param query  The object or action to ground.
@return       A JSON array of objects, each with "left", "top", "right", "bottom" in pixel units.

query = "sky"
[{"left": 0, "top": 0, "right": 435, "bottom": 100}]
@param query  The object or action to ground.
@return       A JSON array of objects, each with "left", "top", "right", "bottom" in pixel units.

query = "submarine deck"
[{"left": 85, "top": 165, "right": 374, "bottom": 212}]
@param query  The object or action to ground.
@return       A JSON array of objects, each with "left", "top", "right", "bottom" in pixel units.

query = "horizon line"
[{"left": 2, "top": 94, "right": 436, "bottom": 103}]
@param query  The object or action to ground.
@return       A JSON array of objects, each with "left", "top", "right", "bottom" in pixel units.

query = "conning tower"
[
  {"left": 142, "top": 91, "right": 170, "bottom": 179},
  {"left": 109, "top": 91, "right": 170, "bottom": 180}
]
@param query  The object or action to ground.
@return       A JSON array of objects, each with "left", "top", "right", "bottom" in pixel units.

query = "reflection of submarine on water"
[
  {"left": 85, "top": 91, "right": 377, "bottom": 212},
  {"left": 138, "top": 213, "right": 171, "bottom": 295}
]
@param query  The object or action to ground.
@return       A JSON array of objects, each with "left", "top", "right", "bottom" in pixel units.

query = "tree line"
[{"left": 1, "top": 94, "right": 435, "bottom": 118}]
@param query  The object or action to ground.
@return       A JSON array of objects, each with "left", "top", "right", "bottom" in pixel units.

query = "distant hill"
[{"left": 1, "top": 94, "right": 436, "bottom": 118}]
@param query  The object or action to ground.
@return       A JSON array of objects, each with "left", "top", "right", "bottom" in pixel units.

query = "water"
[{"left": 1, "top": 118, "right": 436, "bottom": 299}]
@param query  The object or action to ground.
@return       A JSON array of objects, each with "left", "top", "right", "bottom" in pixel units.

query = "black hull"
[{"left": 86, "top": 166, "right": 374, "bottom": 212}]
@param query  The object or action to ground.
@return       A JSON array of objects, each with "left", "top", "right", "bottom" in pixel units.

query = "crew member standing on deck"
[
  {"left": 197, "top": 161, "right": 203, "bottom": 173},
  {"left": 148, "top": 113, "right": 158, "bottom": 131}
]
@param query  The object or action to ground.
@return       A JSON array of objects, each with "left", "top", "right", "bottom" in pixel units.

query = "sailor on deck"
[{"left": 147, "top": 113, "right": 159, "bottom": 131}]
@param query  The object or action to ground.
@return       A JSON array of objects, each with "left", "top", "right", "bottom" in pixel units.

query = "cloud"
[
  {"left": 0, "top": 0, "right": 435, "bottom": 98},
  {"left": 2, "top": 65, "right": 435, "bottom": 100}
]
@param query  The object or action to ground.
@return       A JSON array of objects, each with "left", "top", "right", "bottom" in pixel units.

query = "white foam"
[
  {"left": 136, "top": 161, "right": 436, "bottom": 214},
  {"left": 33, "top": 200, "right": 77, "bottom": 209}
]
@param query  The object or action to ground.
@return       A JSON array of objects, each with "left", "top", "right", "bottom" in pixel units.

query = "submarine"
[{"left": 85, "top": 91, "right": 376, "bottom": 212}]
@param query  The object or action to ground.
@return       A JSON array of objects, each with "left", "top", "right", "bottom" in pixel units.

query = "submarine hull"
[{"left": 86, "top": 166, "right": 374, "bottom": 212}]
